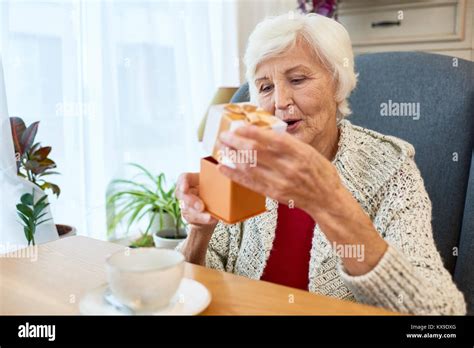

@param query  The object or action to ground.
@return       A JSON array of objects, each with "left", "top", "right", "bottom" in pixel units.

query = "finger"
[
  {"left": 177, "top": 184, "right": 199, "bottom": 197},
  {"left": 236, "top": 125, "right": 328, "bottom": 164},
  {"left": 229, "top": 150, "right": 277, "bottom": 172},
  {"left": 217, "top": 163, "right": 273, "bottom": 195},
  {"left": 176, "top": 172, "right": 199, "bottom": 193},
  {"left": 179, "top": 193, "right": 205, "bottom": 212},
  {"left": 233, "top": 125, "right": 288, "bottom": 152},
  {"left": 218, "top": 130, "right": 283, "bottom": 170},
  {"left": 183, "top": 211, "right": 216, "bottom": 225},
  {"left": 242, "top": 145, "right": 291, "bottom": 171},
  {"left": 216, "top": 137, "right": 286, "bottom": 172},
  {"left": 219, "top": 130, "right": 262, "bottom": 152}
]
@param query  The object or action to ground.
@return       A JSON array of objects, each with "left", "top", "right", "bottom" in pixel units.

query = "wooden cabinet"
[{"left": 338, "top": 0, "right": 474, "bottom": 61}]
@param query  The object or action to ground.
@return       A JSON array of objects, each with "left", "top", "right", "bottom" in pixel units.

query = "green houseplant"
[
  {"left": 10, "top": 116, "right": 76, "bottom": 238},
  {"left": 16, "top": 191, "right": 52, "bottom": 246},
  {"left": 107, "top": 163, "right": 186, "bottom": 248}
]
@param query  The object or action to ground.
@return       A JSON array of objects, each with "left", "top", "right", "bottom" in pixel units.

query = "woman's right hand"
[{"left": 175, "top": 172, "right": 218, "bottom": 234}]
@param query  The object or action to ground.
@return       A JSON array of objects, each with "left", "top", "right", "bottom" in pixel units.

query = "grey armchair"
[{"left": 230, "top": 51, "right": 474, "bottom": 314}]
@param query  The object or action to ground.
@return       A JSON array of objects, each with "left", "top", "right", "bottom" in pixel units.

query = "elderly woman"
[{"left": 175, "top": 13, "right": 466, "bottom": 315}]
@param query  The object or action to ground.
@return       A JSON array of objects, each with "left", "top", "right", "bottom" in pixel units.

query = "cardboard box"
[
  {"left": 199, "top": 156, "right": 267, "bottom": 224},
  {"left": 199, "top": 103, "right": 287, "bottom": 224}
]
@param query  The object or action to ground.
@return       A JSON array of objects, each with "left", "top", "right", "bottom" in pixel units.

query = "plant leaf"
[
  {"left": 36, "top": 170, "right": 60, "bottom": 177},
  {"left": 32, "top": 146, "right": 51, "bottom": 161},
  {"left": 157, "top": 173, "right": 167, "bottom": 198},
  {"left": 39, "top": 182, "right": 61, "bottom": 197},
  {"left": 35, "top": 212, "right": 49, "bottom": 221},
  {"left": 35, "top": 194, "right": 49, "bottom": 206},
  {"left": 37, "top": 158, "right": 55, "bottom": 167},
  {"left": 20, "top": 193, "right": 34, "bottom": 206},
  {"left": 32, "top": 194, "right": 49, "bottom": 217},
  {"left": 16, "top": 203, "right": 33, "bottom": 217},
  {"left": 17, "top": 212, "right": 30, "bottom": 226},
  {"left": 110, "top": 179, "right": 156, "bottom": 197},
  {"left": 23, "top": 226, "right": 31, "bottom": 242},
  {"left": 37, "top": 218, "right": 52, "bottom": 225},
  {"left": 33, "top": 203, "right": 49, "bottom": 218},
  {"left": 107, "top": 199, "right": 141, "bottom": 234},
  {"left": 32, "top": 162, "right": 57, "bottom": 175},
  {"left": 128, "top": 163, "right": 156, "bottom": 184},
  {"left": 144, "top": 210, "right": 159, "bottom": 235},
  {"left": 9, "top": 117, "right": 26, "bottom": 155},
  {"left": 29, "top": 142, "right": 41, "bottom": 155},
  {"left": 20, "top": 121, "right": 39, "bottom": 153},
  {"left": 24, "top": 160, "right": 40, "bottom": 171},
  {"left": 49, "top": 183, "right": 60, "bottom": 197},
  {"left": 129, "top": 234, "right": 154, "bottom": 248},
  {"left": 125, "top": 202, "right": 148, "bottom": 232},
  {"left": 136, "top": 206, "right": 154, "bottom": 225}
]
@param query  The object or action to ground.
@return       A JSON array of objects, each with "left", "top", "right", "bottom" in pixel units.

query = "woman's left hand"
[{"left": 217, "top": 125, "right": 345, "bottom": 219}]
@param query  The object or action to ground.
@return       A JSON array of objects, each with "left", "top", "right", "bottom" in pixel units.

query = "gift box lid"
[{"left": 201, "top": 103, "right": 287, "bottom": 159}]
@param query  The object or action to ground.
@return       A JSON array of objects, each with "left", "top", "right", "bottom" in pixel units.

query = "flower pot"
[
  {"left": 150, "top": 212, "right": 176, "bottom": 232},
  {"left": 153, "top": 228, "right": 187, "bottom": 249},
  {"left": 56, "top": 224, "right": 77, "bottom": 239}
]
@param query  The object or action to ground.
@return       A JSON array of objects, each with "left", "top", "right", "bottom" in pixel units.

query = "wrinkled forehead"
[{"left": 254, "top": 36, "right": 325, "bottom": 80}]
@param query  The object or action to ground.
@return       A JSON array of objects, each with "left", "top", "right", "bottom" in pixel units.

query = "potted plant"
[
  {"left": 107, "top": 163, "right": 186, "bottom": 249},
  {"left": 150, "top": 180, "right": 187, "bottom": 249},
  {"left": 9, "top": 116, "right": 76, "bottom": 238}
]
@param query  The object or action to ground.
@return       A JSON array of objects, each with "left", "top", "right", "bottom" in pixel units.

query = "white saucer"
[{"left": 79, "top": 278, "right": 211, "bottom": 315}]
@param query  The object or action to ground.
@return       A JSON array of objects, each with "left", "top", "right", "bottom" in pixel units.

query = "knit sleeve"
[
  {"left": 338, "top": 158, "right": 467, "bottom": 315},
  {"left": 204, "top": 221, "right": 232, "bottom": 271},
  {"left": 175, "top": 221, "right": 231, "bottom": 271}
]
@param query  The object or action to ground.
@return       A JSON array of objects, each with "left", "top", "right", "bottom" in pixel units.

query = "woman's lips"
[{"left": 285, "top": 119, "right": 302, "bottom": 133}]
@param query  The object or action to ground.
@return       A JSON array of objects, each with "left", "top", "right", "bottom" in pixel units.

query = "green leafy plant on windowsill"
[
  {"left": 16, "top": 191, "right": 52, "bottom": 246},
  {"left": 107, "top": 163, "right": 186, "bottom": 248}
]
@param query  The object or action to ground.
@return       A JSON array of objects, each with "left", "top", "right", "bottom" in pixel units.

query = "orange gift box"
[
  {"left": 199, "top": 156, "right": 267, "bottom": 224},
  {"left": 199, "top": 103, "right": 287, "bottom": 224}
]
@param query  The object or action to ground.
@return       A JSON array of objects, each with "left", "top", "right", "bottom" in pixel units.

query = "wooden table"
[{"left": 0, "top": 236, "right": 396, "bottom": 315}]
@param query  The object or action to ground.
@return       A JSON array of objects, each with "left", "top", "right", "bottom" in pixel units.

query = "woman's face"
[{"left": 254, "top": 37, "right": 338, "bottom": 147}]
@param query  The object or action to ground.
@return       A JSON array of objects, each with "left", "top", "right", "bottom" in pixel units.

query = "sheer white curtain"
[{"left": 0, "top": 0, "right": 239, "bottom": 240}]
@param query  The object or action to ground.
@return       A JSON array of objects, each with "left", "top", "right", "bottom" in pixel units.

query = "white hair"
[{"left": 244, "top": 12, "right": 358, "bottom": 122}]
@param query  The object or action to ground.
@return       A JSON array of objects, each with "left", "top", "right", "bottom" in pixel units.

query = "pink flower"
[{"left": 298, "top": 0, "right": 338, "bottom": 18}]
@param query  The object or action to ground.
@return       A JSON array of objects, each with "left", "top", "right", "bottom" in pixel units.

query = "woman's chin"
[{"left": 290, "top": 131, "right": 309, "bottom": 144}]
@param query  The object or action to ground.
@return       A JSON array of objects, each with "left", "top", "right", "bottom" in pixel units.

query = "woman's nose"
[{"left": 273, "top": 84, "right": 293, "bottom": 111}]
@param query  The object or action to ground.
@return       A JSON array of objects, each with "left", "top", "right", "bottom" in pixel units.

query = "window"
[{"left": 0, "top": 0, "right": 239, "bottom": 239}]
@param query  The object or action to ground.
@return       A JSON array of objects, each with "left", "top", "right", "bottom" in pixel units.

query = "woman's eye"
[
  {"left": 260, "top": 85, "right": 273, "bottom": 93},
  {"left": 290, "top": 77, "right": 306, "bottom": 84}
]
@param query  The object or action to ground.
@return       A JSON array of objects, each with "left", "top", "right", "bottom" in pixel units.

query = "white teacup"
[{"left": 105, "top": 248, "right": 184, "bottom": 313}]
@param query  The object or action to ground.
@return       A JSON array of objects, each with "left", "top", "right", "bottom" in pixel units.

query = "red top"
[{"left": 260, "top": 203, "right": 316, "bottom": 291}]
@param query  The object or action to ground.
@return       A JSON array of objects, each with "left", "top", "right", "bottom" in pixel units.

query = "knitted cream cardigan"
[{"left": 177, "top": 119, "right": 466, "bottom": 315}]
